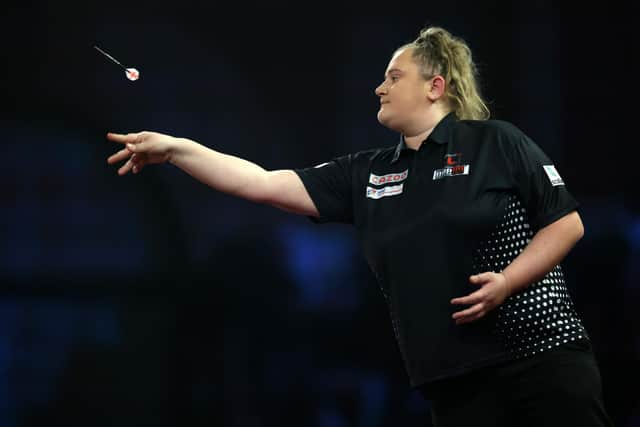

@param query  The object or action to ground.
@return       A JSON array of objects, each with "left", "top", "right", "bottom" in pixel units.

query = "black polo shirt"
[{"left": 293, "top": 112, "right": 588, "bottom": 388}]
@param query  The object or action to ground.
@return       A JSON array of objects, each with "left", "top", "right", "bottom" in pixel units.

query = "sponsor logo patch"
[
  {"left": 369, "top": 170, "right": 408, "bottom": 185},
  {"left": 366, "top": 183, "right": 404, "bottom": 199},
  {"left": 432, "top": 164, "right": 470, "bottom": 180},
  {"left": 543, "top": 165, "right": 565, "bottom": 186}
]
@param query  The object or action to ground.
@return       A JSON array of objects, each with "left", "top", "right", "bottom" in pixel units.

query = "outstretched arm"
[{"left": 106, "top": 131, "right": 319, "bottom": 217}]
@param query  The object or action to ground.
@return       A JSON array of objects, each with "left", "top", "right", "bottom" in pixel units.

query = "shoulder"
[
  {"left": 307, "top": 146, "right": 395, "bottom": 175},
  {"left": 453, "top": 119, "right": 537, "bottom": 159},
  {"left": 454, "top": 118, "right": 529, "bottom": 141},
  {"left": 349, "top": 145, "right": 397, "bottom": 165}
]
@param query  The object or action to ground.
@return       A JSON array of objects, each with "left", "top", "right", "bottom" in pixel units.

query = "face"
[{"left": 375, "top": 47, "right": 431, "bottom": 132}]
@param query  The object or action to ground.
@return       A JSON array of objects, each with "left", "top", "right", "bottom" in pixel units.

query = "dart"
[{"left": 94, "top": 45, "right": 140, "bottom": 81}]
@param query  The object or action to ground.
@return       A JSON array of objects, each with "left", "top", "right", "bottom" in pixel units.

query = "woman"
[{"left": 107, "top": 26, "right": 612, "bottom": 426}]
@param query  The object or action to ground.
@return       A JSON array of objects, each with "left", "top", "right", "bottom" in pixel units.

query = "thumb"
[{"left": 127, "top": 141, "right": 149, "bottom": 153}]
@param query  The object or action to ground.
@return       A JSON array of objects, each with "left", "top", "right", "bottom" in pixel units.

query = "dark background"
[{"left": 1, "top": 1, "right": 638, "bottom": 426}]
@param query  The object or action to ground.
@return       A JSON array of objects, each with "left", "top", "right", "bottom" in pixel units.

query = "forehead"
[{"left": 385, "top": 47, "right": 416, "bottom": 74}]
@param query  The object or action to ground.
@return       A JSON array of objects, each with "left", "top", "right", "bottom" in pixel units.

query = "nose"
[{"left": 375, "top": 82, "right": 386, "bottom": 97}]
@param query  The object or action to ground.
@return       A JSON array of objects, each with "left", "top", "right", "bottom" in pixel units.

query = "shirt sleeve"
[
  {"left": 293, "top": 154, "right": 354, "bottom": 224},
  {"left": 504, "top": 130, "right": 579, "bottom": 232}
]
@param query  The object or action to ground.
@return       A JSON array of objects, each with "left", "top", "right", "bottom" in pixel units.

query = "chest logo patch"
[
  {"left": 445, "top": 153, "right": 462, "bottom": 165},
  {"left": 366, "top": 184, "right": 404, "bottom": 199},
  {"left": 369, "top": 169, "right": 408, "bottom": 185},
  {"left": 433, "top": 153, "right": 470, "bottom": 180}
]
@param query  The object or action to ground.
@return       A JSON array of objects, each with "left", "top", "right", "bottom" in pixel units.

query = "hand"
[
  {"left": 450, "top": 272, "right": 511, "bottom": 325},
  {"left": 106, "top": 131, "right": 176, "bottom": 175}
]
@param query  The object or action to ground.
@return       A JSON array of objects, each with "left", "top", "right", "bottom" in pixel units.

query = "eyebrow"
[{"left": 385, "top": 68, "right": 404, "bottom": 77}]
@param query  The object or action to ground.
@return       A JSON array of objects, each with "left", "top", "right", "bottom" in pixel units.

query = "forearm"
[
  {"left": 502, "top": 211, "right": 584, "bottom": 295},
  {"left": 169, "top": 138, "right": 269, "bottom": 203}
]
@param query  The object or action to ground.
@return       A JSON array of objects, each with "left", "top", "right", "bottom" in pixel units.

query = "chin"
[
  {"left": 377, "top": 110, "right": 391, "bottom": 126},
  {"left": 377, "top": 112, "right": 401, "bottom": 132}
]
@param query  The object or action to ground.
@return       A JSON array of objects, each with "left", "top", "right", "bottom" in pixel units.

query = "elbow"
[
  {"left": 574, "top": 212, "right": 585, "bottom": 241},
  {"left": 577, "top": 221, "right": 584, "bottom": 241}
]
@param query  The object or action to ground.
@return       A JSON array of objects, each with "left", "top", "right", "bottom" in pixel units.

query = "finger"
[
  {"left": 451, "top": 289, "right": 485, "bottom": 305},
  {"left": 118, "top": 159, "right": 135, "bottom": 176},
  {"left": 455, "top": 309, "right": 486, "bottom": 325},
  {"left": 133, "top": 154, "right": 149, "bottom": 173},
  {"left": 133, "top": 158, "right": 146, "bottom": 174},
  {"left": 131, "top": 154, "right": 150, "bottom": 172},
  {"left": 452, "top": 303, "right": 485, "bottom": 320},
  {"left": 470, "top": 272, "right": 493, "bottom": 285},
  {"left": 107, "top": 132, "right": 139, "bottom": 145},
  {"left": 107, "top": 148, "right": 132, "bottom": 164}
]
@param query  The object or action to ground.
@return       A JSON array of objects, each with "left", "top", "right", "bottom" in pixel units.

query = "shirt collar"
[{"left": 391, "top": 112, "right": 457, "bottom": 163}]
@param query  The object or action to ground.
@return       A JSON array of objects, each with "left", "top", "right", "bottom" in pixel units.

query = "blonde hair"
[{"left": 398, "top": 26, "right": 490, "bottom": 120}]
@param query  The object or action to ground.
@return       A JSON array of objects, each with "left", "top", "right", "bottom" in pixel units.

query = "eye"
[{"left": 390, "top": 75, "right": 399, "bottom": 82}]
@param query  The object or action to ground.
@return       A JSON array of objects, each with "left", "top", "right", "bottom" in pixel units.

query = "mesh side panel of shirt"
[{"left": 471, "top": 193, "right": 588, "bottom": 359}]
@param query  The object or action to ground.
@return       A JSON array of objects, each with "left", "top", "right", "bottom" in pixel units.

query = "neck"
[{"left": 402, "top": 110, "right": 449, "bottom": 150}]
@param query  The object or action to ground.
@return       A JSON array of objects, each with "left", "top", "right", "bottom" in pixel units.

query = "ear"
[{"left": 426, "top": 75, "right": 446, "bottom": 102}]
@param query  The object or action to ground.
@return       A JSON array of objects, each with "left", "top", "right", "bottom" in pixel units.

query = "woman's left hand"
[{"left": 450, "top": 272, "right": 511, "bottom": 325}]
